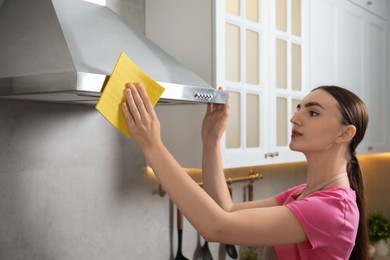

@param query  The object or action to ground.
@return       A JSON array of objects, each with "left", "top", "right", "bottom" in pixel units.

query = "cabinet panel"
[
  {"left": 337, "top": 6, "right": 364, "bottom": 94},
  {"left": 339, "top": 1, "right": 388, "bottom": 153},
  {"left": 361, "top": 17, "right": 387, "bottom": 152},
  {"left": 246, "top": 29, "right": 260, "bottom": 85},
  {"left": 276, "top": 0, "right": 287, "bottom": 31},
  {"left": 226, "top": 0, "right": 240, "bottom": 16},
  {"left": 276, "top": 39, "right": 288, "bottom": 89},
  {"left": 310, "top": 0, "right": 389, "bottom": 155},
  {"left": 226, "top": 23, "right": 241, "bottom": 82},
  {"left": 292, "top": 43, "right": 302, "bottom": 90},
  {"left": 246, "top": 0, "right": 259, "bottom": 22},
  {"left": 309, "top": 0, "right": 338, "bottom": 88},
  {"left": 226, "top": 91, "right": 241, "bottom": 148},
  {"left": 246, "top": 93, "right": 260, "bottom": 147},
  {"left": 292, "top": 0, "right": 302, "bottom": 36},
  {"left": 276, "top": 97, "right": 288, "bottom": 146}
]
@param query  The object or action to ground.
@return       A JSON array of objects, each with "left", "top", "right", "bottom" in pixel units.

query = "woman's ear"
[{"left": 336, "top": 125, "right": 356, "bottom": 143}]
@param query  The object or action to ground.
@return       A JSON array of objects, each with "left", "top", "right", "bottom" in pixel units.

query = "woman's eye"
[{"left": 309, "top": 111, "right": 319, "bottom": 117}]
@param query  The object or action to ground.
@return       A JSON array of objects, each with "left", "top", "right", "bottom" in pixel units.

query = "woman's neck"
[{"left": 304, "top": 151, "right": 349, "bottom": 193}]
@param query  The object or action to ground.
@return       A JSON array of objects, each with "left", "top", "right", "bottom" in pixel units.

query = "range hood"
[{"left": 0, "top": 0, "right": 228, "bottom": 105}]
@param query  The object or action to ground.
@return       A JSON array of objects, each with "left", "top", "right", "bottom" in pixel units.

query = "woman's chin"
[{"left": 289, "top": 143, "right": 301, "bottom": 152}]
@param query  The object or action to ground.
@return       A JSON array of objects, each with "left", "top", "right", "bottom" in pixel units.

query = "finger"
[
  {"left": 121, "top": 101, "right": 135, "bottom": 130},
  {"left": 124, "top": 85, "right": 142, "bottom": 124},
  {"left": 135, "top": 82, "right": 157, "bottom": 117},
  {"left": 129, "top": 83, "right": 149, "bottom": 120}
]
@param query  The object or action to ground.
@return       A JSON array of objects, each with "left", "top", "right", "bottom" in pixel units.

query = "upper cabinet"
[
  {"left": 146, "top": 0, "right": 388, "bottom": 168},
  {"left": 218, "top": 0, "right": 308, "bottom": 167},
  {"left": 310, "top": 0, "right": 389, "bottom": 155}
]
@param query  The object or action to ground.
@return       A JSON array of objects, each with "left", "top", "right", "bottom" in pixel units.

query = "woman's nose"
[{"left": 290, "top": 112, "right": 301, "bottom": 126}]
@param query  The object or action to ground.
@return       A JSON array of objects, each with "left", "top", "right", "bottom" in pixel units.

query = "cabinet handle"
[{"left": 265, "top": 152, "right": 279, "bottom": 158}]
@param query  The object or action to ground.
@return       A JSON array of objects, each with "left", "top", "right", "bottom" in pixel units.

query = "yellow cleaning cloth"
[{"left": 96, "top": 52, "right": 165, "bottom": 138}]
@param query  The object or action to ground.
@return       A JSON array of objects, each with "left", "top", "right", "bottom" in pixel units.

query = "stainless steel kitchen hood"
[{"left": 0, "top": 0, "right": 228, "bottom": 105}]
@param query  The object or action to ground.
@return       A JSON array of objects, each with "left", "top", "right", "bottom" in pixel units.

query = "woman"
[{"left": 121, "top": 84, "right": 368, "bottom": 259}]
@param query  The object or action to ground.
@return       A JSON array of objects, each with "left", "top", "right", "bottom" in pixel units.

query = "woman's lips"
[{"left": 291, "top": 130, "right": 303, "bottom": 137}]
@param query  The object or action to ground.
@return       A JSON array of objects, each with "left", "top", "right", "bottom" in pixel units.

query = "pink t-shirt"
[{"left": 274, "top": 184, "right": 359, "bottom": 260}]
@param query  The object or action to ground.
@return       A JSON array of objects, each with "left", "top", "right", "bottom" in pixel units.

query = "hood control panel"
[
  {"left": 159, "top": 82, "right": 228, "bottom": 104},
  {"left": 194, "top": 92, "right": 214, "bottom": 100}
]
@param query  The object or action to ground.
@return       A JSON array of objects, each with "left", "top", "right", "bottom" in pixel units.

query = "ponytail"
[{"left": 348, "top": 151, "right": 368, "bottom": 260}]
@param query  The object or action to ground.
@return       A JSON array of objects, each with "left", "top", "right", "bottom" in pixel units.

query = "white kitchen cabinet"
[
  {"left": 219, "top": 0, "right": 309, "bottom": 167},
  {"left": 309, "top": 0, "right": 389, "bottom": 155},
  {"left": 145, "top": 0, "right": 308, "bottom": 168},
  {"left": 360, "top": 10, "right": 388, "bottom": 154}
]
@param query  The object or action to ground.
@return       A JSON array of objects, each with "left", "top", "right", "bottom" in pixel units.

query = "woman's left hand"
[
  {"left": 121, "top": 82, "right": 162, "bottom": 152},
  {"left": 201, "top": 87, "right": 230, "bottom": 145}
]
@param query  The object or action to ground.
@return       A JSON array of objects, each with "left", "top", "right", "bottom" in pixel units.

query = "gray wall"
[{"left": 0, "top": 101, "right": 170, "bottom": 259}]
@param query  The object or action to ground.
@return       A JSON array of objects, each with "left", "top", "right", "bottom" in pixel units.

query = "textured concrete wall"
[{"left": 0, "top": 100, "right": 171, "bottom": 259}]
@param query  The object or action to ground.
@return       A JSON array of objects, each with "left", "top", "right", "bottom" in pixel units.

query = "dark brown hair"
[{"left": 313, "top": 86, "right": 369, "bottom": 260}]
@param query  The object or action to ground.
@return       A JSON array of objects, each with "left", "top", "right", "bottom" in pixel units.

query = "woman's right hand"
[
  {"left": 201, "top": 87, "right": 230, "bottom": 145},
  {"left": 121, "top": 82, "right": 162, "bottom": 153}
]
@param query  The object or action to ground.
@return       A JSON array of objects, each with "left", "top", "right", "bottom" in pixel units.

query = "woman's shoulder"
[
  {"left": 297, "top": 186, "right": 357, "bottom": 211},
  {"left": 289, "top": 186, "right": 359, "bottom": 252},
  {"left": 291, "top": 186, "right": 359, "bottom": 228},
  {"left": 276, "top": 184, "right": 357, "bottom": 208},
  {"left": 275, "top": 184, "right": 306, "bottom": 205},
  {"left": 312, "top": 186, "right": 356, "bottom": 202}
]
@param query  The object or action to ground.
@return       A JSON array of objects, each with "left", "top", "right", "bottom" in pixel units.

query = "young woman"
[{"left": 121, "top": 84, "right": 369, "bottom": 260}]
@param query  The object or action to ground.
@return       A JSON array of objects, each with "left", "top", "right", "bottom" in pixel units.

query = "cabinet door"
[
  {"left": 310, "top": 0, "right": 389, "bottom": 155},
  {"left": 220, "top": 0, "right": 268, "bottom": 167},
  {"left": 273, "top": 0, "right": 307, "bottom": 164},
  {"left": 360, "top": 14, "right": 388, "bottom": 153},
  {"left": 221, "top": 0, "right": 308, "bottom": 167},
  {"left": 339, "top": 1, "right": 388, "bottom": 153}
]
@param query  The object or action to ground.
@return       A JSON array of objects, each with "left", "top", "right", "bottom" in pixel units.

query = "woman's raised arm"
[{"left": 121, "top": 83, "right": 306, "bottom": 247}]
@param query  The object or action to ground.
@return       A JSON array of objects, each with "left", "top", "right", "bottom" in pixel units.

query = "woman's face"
[{"left": 289, "top": 89, "right": 347, "bottom": 153}]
